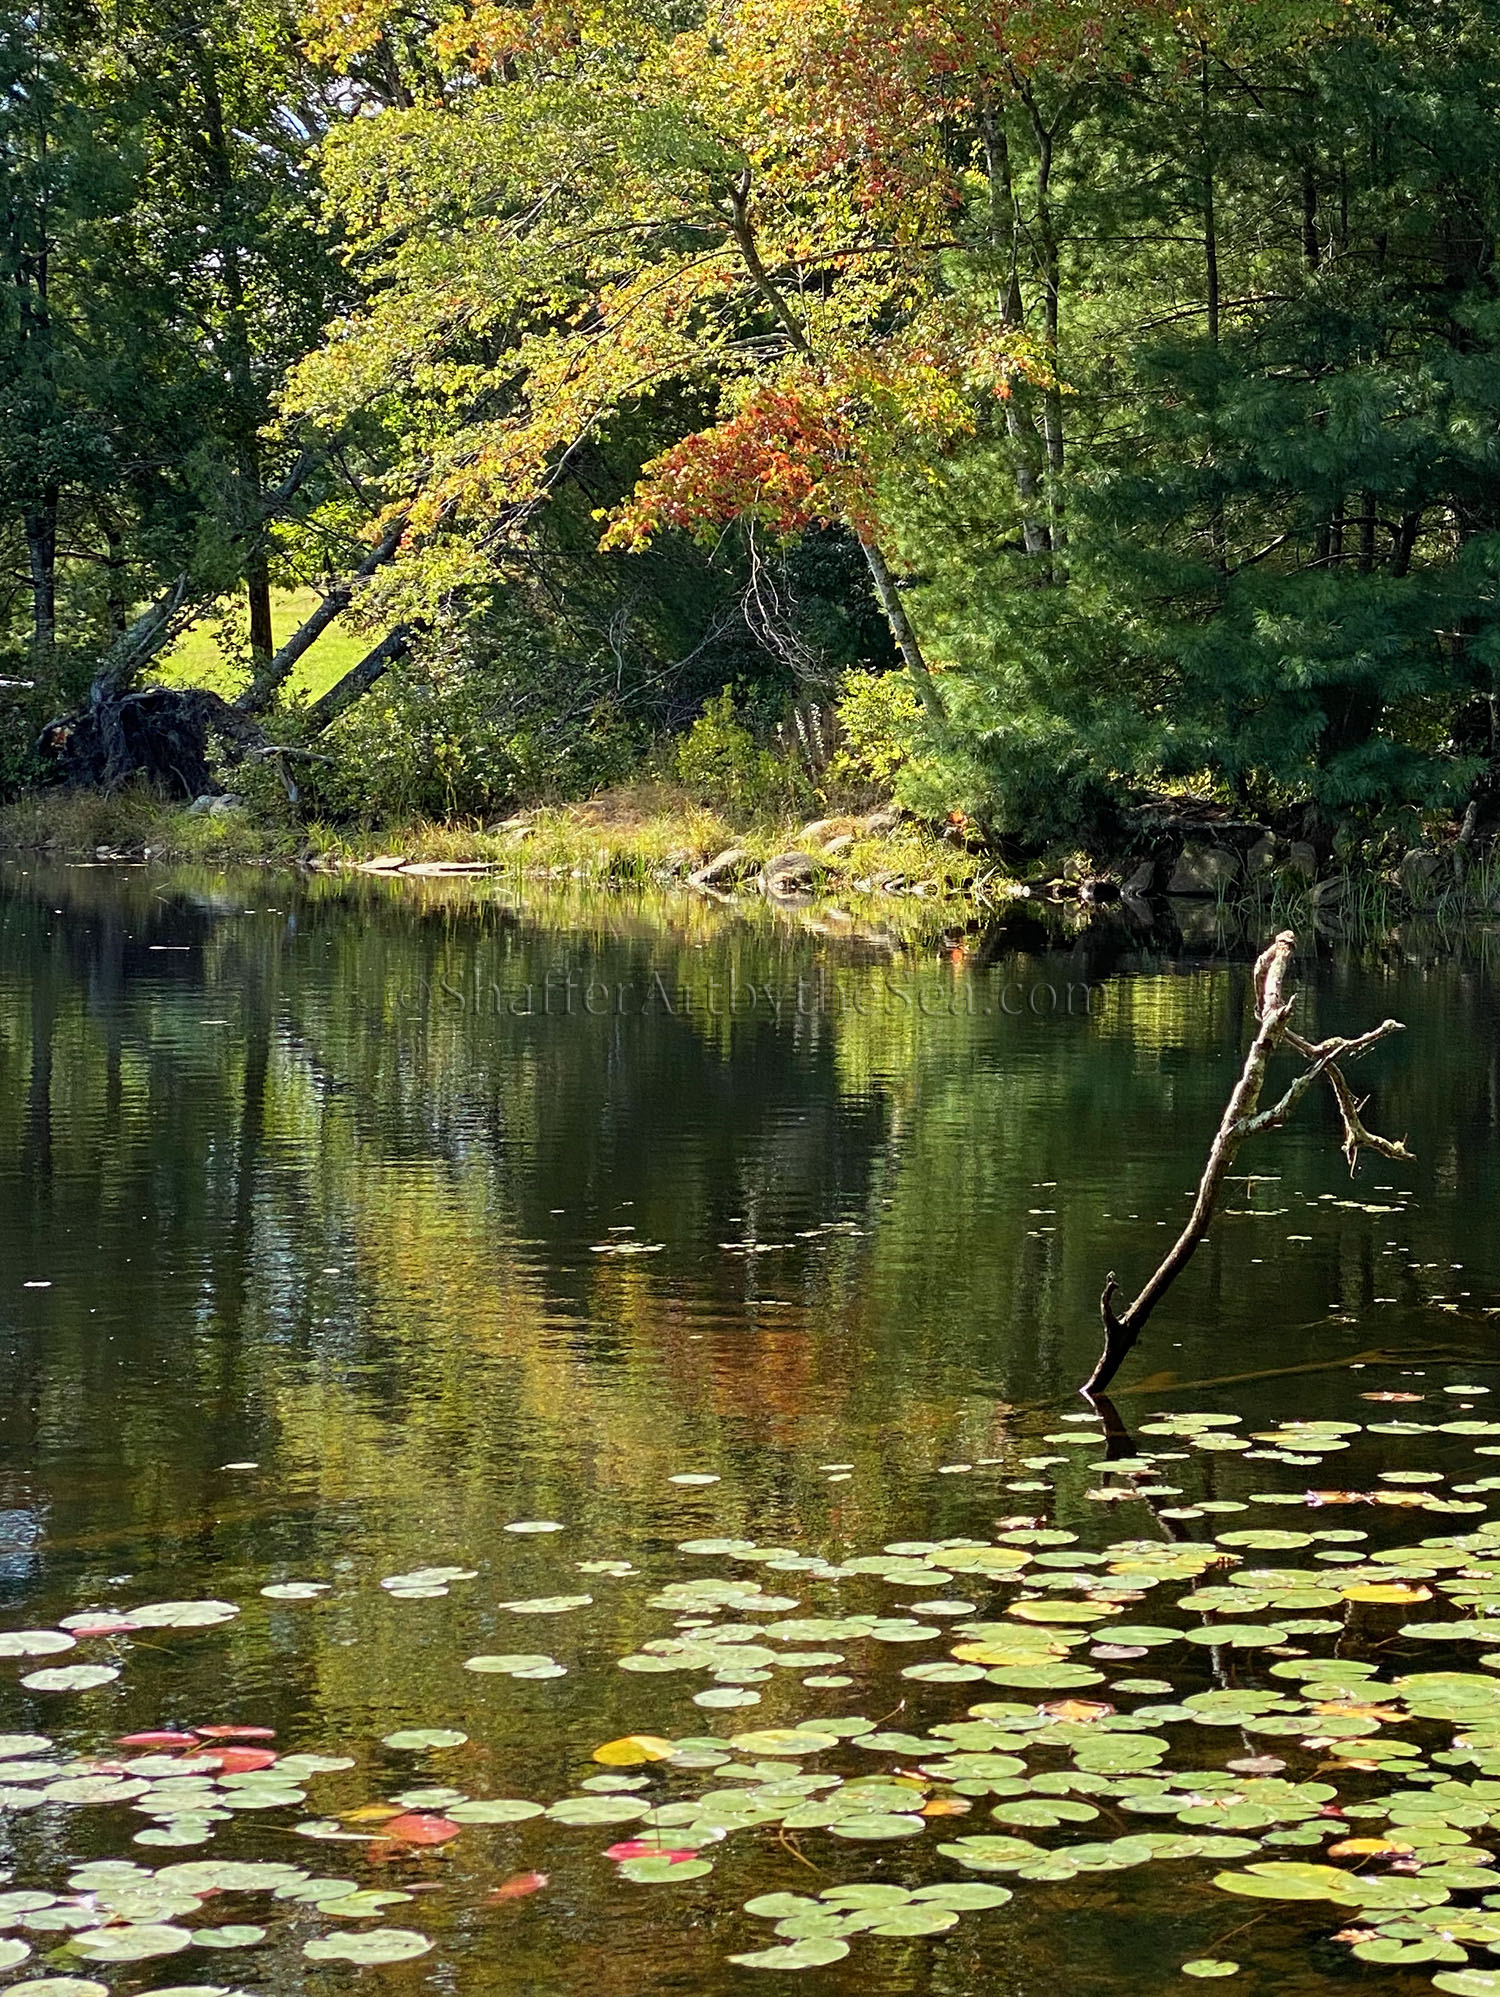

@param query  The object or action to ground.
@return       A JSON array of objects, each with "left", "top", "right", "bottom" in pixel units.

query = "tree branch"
[{"left": 1082, "top": 932, "right": 1408, "bottom": 1395}]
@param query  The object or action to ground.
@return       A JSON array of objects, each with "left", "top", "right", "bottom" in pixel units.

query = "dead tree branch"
[{"left": 1083, "top": 930, "right": 1409, "bottom": 1397}]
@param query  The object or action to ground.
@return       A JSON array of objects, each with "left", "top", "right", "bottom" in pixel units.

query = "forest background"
[{"left": 4, "top": 0, "right": 1500, "bottom": 876}]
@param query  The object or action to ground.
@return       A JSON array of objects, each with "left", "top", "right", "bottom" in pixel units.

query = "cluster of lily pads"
[{"left": 12, "top": 1390, "right": 1500, "bottom": 1989}]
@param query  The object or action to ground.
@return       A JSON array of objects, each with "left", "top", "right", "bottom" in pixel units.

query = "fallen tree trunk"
[
  {"left": 303, "top": 625, "right": 415, "bottom": 733},
  {"left": 236, "top": 513, "right": 408, "bottom": 717},
  {"left": 1083, "top": 929, "right": 1409, "bottom": 1397}
]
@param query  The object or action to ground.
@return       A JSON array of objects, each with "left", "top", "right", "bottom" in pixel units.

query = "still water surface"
[{"left": 2, "top": 863, "right": 1500, "bottom": 1994}]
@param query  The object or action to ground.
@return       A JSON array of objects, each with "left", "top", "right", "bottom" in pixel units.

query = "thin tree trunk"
[
  {"left": 724, "top": 170, "right": 946, "bottom": 721},
  {"left": 246, "top": 543, "right": 275, "bottom": 664},
  {"left": 1016, "top": 80, "right": 1066, "bottom": 556},
  {"left": 25, "top": 495, "right": 58, "bottom": 663},
  {"left": 1302, "top": 161, "right": 1320, "bottom": 268},
  {"left": 981, "top": 105, "right": 1050, "bottom": 559}
]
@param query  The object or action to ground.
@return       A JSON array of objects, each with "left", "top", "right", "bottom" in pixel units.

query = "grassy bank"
[
  {"left": 0, "top": 784, "right": 1005, "bottom": 909},
  {"left": 6, "top": 785, "right": 1500, "bottom": 939}
]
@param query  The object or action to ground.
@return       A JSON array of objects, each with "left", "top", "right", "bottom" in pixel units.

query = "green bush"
[{"left": 672, "top": 688, "right": 810, "bottom": 820}]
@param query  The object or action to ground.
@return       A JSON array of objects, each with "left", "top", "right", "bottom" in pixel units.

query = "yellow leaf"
[
  {"left": 591, "top": 1735, "right": 675, "bottom": 1766},
  {"left": 1341, "top": 1583, "right": 1432, "bottom": 1604}
]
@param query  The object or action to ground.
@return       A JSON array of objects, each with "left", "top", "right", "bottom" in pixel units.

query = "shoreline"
[{"left": 3, "top": 787, "right": 1499, "bottom": 942}]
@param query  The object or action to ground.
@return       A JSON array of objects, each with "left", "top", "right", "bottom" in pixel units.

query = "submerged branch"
[{"left": 1083, "top": 930, "right": 1409, "bottom": 1396}]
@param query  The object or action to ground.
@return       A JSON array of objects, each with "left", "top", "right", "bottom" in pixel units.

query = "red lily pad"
[
  {"left": 213, "top": 1746, "right": 278, "bottom": 1773},
  {"left": 116, "top": 1731, "right": 199, "bottom": 1748},
  {"left": 380, "top": 1813, "right": 462, "bottom": 1846}
]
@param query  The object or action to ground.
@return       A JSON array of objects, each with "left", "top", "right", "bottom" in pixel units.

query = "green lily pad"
[
  {"left": 5, "top": 1981, "right": 110, "bottom": 1996},
  {"left": 302, "top": 1928, "right": 433, "bottom": 1964},
  {"left": 71, "top": 1925, "right": 194, "bottom": 1961},
  {"left": 19, "top": 1665, "right": 120, "bottom": 1691},
  {"left": 728, "top": 1939, "right": 851, "bottom": 1969},
  {"left": 1182, "top": 1963, "right": 1239, "bottom": 1979},
  {"left": 445, "top": 1798, "right": 546, "bottom": 1823},
  {"left": 381, "top": 1729, "right": 467, "bottom": 1750},
  {"left": 1184, "top": 1626, "right": 1289, "bottom": 1649},
  {"left": 909, "top": 1882, "right": 1012, "bottom": 1910},
  {"left": 619, "top": 1857, "right": 714, "bottom": 1883}
]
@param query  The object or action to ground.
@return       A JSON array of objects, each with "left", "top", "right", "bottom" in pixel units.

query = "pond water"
[{"left": 2, "top": 860, "right": 1500, "bottom": 1997}]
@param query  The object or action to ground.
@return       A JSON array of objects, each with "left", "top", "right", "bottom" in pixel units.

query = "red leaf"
[
  {"left": 603, "top": 1840, "right": 700, "bottom": 1861},
  {"left": 213, "top": 1746, "right": 278, "bottom": 1773},
  {"left": 192, "top": 1725, "right": 277, "bottom": 1740},
  {"left": 380, "top": 1813, "right": 461, "bottom": 1846},
  {"left": 115, "top": 1731, "right": 199, "bottom": 1748},
  {"left": 71, "top": 1617, "right": 140, "bottom": 1636},
  {"left": 486, "top": 1871, "right": 549, "bottom": 1902}
]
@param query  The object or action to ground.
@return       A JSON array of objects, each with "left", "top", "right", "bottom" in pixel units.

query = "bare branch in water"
[{"left": 1083, "top": 930, "right": 1409, "bottom": 1396}]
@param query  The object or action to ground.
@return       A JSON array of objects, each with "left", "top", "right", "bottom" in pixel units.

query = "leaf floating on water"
[
  {"left": 381, "top": 1729, "right": 467, "bottom": 1750},
  {"left": 728, "top": 1940, "right": 851, "bottom": 1970},
  {"left": 1181, "top": 1961, "right": 1239, "bottom": 1979},
  {"left": 486, "top": 1872, "right": 549, "bottom": 1903},
  {"left": 498, "top": 1595, "right": 592, "bottom": 1615},
  {"left": 381, "top": 1568, "right": 476, "bottom": 1593},
  {"left": 0, "top": 1941, "right": 33, "bottom": 1971},
  {"left": 446, "top": 1799, "right": 546, "bottom": 1823},
  {"left": 0, "top": 1734, "right": 53, "bottom": 1757},
  {"left": 505, "top": 1521, "right": 566, "bottom": 1534},
  {"left": 619, "top": 1856, "right": 714, "bottom": 1883},
  {"left": 20, "top": 1664, "right": 119, "bottom": 1692},
  {"left": 71, "top": 1925, "right": 195, "bottom": 1961},
  {"left": 6, "top": 1981, "right": 110, "bottom": 1996},
  {"left": 592, "top": 1735, "right": 675, "bottom": 1766},
  {"left": 302, "top": 1928, "right": 434, "bottom": 1964},
  {"left": 375, "top": 1814, "right": 461, "bottom": 1846},
  {"left": 0, "top": 1631, "right": 75, "bottom": 1658},
  {"left": 260, "top": 1583, "right": 330, "bottom": 1600},
  {"left": 191, "top": 1927, "right": 267, "bottom": 1949},
  {"left": 463, "top": 1653, "right": 565, "bottom": 1679},
  {"left": 125, "top": 1601, "right": 240, "bottom": 1628}
]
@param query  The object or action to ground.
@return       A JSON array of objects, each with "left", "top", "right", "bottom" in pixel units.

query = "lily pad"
[
  {"left": 19, "top": 1665, "right": 120, "bottom": 1691},
  {"left": 727, "top": 1939, "right": 851, "bottom": 1969},
  {"left": 302, "top": 1928, "right": 433, "bottom": 1964}
]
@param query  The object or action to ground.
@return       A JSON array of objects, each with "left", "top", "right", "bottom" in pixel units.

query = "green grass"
[{"left": 158, "top": 587, "right": 376, "bottom": 703}]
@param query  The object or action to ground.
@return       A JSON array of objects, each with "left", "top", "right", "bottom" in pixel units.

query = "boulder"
[
  {"left": 1166, "top": 843, "right": 1240, "bottom": 895},
  {"left": 1311, "top": 874, "right": 1346, "bottom": 907},
  {"left": 821, "top": 832, "right": 856, "bottom": 857},
  {"left": 188, "top": 791, "right": 244, "bottom": 817},
  {"left": 1286, "top": 840, "right": 1318, "bottom": 879},
  {"left": 798, "top": 817, "right": 851, "bottom": 846},
  {"left": 689, "top": 845, "right": 754, "bottom": 888},
  {"left": 1123, "top": 858, "right": 1157, "bottom": 896},
  {"left": 760, "top": 850, "right": 821, "bottom": 900},
  {"left": 1244, "top": 833, "right": 1279, "bottom": 875},
  {"left": 860, "top": 805, "right": 903, "bottom": 836},
  {"left": 1399, "top": 846, "right": 1444, "bottom": 899}
]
